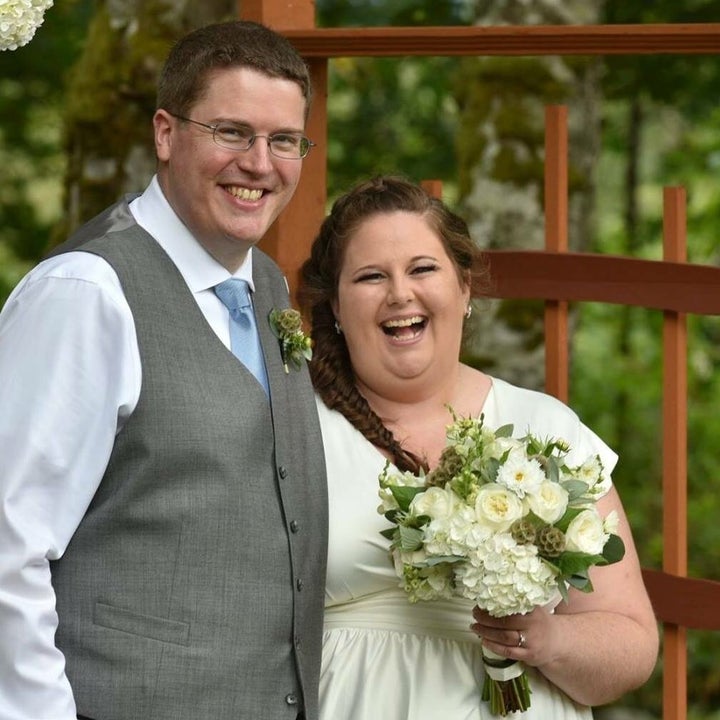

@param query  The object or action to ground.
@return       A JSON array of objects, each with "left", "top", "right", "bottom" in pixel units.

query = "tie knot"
[{"left": 214, "top": 278, "right": 252, "bottom": 314}]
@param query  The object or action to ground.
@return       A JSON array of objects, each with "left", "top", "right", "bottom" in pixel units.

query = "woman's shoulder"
[
  {"left": 488, "top": 376, "right": 578, "bottom": 419},
  {"left": 485, "top": 375, "right": 618, "bottom": 476}
]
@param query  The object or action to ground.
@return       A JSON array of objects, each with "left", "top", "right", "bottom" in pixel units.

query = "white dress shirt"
[{"left": 0, "top": 176, "right": 255, "bottom": 719}]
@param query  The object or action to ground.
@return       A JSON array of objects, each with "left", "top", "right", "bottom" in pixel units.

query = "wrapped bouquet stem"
[
  {"left": 481, "top": 647, "right": 531, "bottom": 715},
  {"left": 378, "top": 411, "right": 625, "bottom": 716}
]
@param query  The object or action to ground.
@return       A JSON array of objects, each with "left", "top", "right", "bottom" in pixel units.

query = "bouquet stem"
[{"left": 482, "top": 650, "right": 532, "bottom": 716}]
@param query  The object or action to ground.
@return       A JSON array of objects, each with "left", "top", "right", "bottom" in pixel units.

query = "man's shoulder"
[{"left": 50, "top": 195, "right": 143, "bottom": 257}]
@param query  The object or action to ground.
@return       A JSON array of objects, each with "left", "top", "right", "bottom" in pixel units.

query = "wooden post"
[
  {"left": 544, "top": 105, "right": 569, "bottom": 403},
  {"left": 239, "top": 0, "right": 328, "bottom": 302},
  {"left": 662, "top": 186, "right": 688, "bottom": 720}
]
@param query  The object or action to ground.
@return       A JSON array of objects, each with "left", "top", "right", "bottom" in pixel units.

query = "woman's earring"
[
  {"left": 334, "top": 320, "right": 343, "bottom": 334},
  {"left": 465, "top": 305, "right": 473, "bottom": 320}
]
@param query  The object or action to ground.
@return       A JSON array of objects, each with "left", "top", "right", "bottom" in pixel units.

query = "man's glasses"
[{"left": 169, "top": 113, "right": 315, "bottom": 160}]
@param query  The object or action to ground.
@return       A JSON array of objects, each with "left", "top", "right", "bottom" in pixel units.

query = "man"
[{"left": 0, "top": 21, "right": 327, "bottom": 720}]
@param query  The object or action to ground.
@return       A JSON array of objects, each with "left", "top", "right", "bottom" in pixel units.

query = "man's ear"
[{"left": 153, "top": 109, "right": 174, "bottom": 162}]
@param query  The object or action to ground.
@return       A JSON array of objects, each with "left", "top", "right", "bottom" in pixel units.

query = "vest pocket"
[{"left": 93, "top": 601, "right": 190, "bottom": 646}]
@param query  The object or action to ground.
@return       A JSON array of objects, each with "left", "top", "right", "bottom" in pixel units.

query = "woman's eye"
[
  {"left": 412, "top": 264, "right": 438, "bottom": 275},
  {"left": 355, "top": 272, "right": 384, "bottom": 283}
]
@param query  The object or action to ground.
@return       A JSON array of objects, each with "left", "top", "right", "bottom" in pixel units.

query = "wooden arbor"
[{"left": 240, "top": 3, "right": 720, "bottom": 718}]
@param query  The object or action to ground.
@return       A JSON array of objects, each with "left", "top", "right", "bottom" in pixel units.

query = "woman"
[{"left": 299, "top": 176, "right": 658, "bottom": 719}]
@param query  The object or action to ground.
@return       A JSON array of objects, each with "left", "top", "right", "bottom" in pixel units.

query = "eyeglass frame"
[{"left": 167, "top": 112, "right": 315, "bottom": 160}]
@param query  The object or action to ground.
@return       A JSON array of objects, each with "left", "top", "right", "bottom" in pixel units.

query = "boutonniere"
[{"left": 268, "top": 308, "right": 313, "bottom": 373}]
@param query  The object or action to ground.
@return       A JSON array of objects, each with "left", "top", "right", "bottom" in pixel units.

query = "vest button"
[
  {"left": 290, "top": 520, "right": 299, "bottom": 533},
  {"left": 278, "top": 466, "right": 288, "bottom": 479},
  {"left": 285, "top": 693, "right": 298, "bottom": 705},
  {"left": 296, "top": 578, "right": 304, "bottom": 591}
]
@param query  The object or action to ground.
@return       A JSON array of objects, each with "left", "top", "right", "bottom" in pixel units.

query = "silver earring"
[
  {"left": 334, "top": 320, "right": 343, "bottom": 334},
  {"left": 465, "top": 305, "right": 473, "bottom": 319}
]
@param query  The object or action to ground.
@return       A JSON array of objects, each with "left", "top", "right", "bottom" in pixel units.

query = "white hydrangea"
[
  {"left": 455, "top": 534, "right": 557, "bottom": 616},
  {"left": 423, "top": 502, "right": 490, "bottom": 557},
  {"left": 0, "top": 0, "right": 53, "bottom": 52}
]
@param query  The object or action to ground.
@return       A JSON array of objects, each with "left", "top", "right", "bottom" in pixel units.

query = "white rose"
[
  {"left": 526, "top": 479, "right": 569, "bottom": 524},
  {"left": 565, "top": 509, "right": 607, "bottom": 554},
  {"left": 474, "top": 483, "right": 525, "bottom": 532},
  {"left": 495, "top": 450, "right": 546, "bottom": 498},
  {"left": 410, "top": 486, "right": 457, "bottom": 520}
]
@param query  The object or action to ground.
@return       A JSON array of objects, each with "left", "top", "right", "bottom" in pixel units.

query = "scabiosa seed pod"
[
  {"left": 537, "top": 525, "right": 566, "bottom": 558},
  {"left": 510, "top": 518, "right": 537, "bottom": 545},
  {"left": 427, "top": 447, "right": 464, "bottom": 487}
]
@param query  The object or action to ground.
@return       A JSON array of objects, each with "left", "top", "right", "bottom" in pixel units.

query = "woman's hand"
[{"left": 470, "top": 601, "right": 562, "bottom": 668}]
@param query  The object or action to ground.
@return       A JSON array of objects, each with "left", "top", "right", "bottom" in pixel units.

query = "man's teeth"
[
  {"left": 228, "top": 187, "right": 263, "bottom": 201},
  {"left": 383, "top": 316, "right": 423, "bottom": 328}
]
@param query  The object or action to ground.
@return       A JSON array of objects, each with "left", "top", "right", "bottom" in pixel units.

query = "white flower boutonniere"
[
  {"left": 268, "top": 308, "right": 312, "bottom": 374},
  {"left": 1, "top": 0, "right": 54, "bottom": 52}
]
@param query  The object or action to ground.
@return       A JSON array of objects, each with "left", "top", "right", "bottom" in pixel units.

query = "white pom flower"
[
  {"left": 0, "top": 0, "right": 53, "bottom": 52},
  {"left": 495, "top": 449, "right": 546, "bottom": 498}
]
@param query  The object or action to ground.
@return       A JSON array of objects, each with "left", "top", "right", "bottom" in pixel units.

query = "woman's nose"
[{"left": 387, "top": 277, "right": 413, "bottom": 305}]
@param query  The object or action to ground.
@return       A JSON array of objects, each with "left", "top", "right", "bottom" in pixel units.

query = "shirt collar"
[{"left": 128, "top": 176, "right": 255, "bottom": 293}]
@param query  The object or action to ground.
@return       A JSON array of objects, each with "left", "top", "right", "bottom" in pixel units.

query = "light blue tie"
[{"left": 214, "top": 278, "right": 269, "bottom": 395}]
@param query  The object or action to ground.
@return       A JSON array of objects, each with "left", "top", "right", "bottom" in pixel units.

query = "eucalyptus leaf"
[
  {"left": 398, "top": 525, "right": 425, "bottom": 552},
  {"left": 562, "top": 479, "right": 591, "bottom": 500}
]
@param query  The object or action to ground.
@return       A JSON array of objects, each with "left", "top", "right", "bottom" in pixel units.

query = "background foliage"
[{"left": 2, "top": 1, "right": 720, "bottom": 717}]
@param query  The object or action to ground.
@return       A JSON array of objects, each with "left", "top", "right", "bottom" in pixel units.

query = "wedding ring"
[{"left": 517, "top": 631, "right": 527, "bottom": 648}]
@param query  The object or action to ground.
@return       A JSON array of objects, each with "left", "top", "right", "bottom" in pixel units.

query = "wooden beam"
[
  {"left": 661, "top": 187, "right": 688, "bottom": 720},
  {"left": 543, "top": 106, "right": 568, "bottom": 403},
  {"left": 282, "top": 24, "right": 720, "bottom": 57},
  {"left": 240, "top": 0, "right": 314, "bottom": 28},
  {"left": 479, "top": 250, "right": 720, "bottom": 315},
  {"left": 239, "top": 0, "right": 328, "bottom": 303}
]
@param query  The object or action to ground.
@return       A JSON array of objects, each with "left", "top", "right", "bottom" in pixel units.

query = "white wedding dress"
[{"left": 317, "top": 376, "right": 618, "bottom": 720}]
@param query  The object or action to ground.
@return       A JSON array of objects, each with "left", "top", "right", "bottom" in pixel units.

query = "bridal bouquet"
[{"left": 377, "top": 412, "right": 625, "bottom": 716}]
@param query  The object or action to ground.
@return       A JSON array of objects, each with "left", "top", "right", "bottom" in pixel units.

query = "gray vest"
[{"left": 49, "top": 199, "right": 327, "bottom": 720}]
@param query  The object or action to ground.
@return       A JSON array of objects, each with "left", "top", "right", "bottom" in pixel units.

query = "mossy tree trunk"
[
  {"left": 457, "top": 0, "right": 604, "bottom": 390},
  {"left": 55, "top": 0, "right": 237, "bottom": 246}
]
